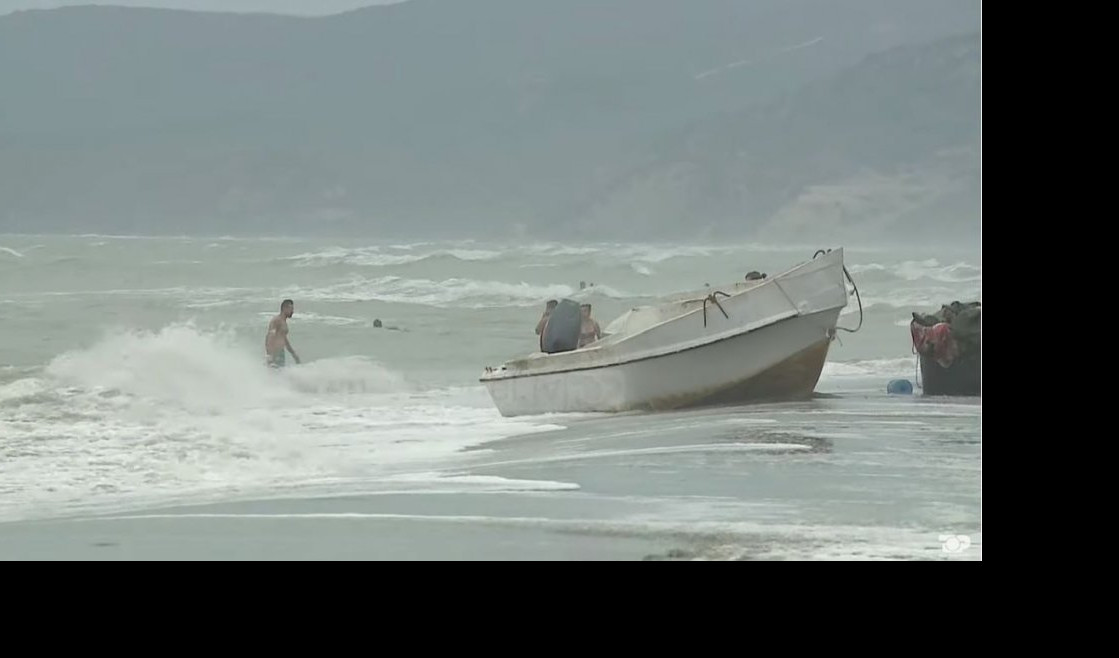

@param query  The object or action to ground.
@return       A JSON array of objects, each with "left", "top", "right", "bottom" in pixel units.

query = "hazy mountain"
[
  {"left": 575, "top": 33, "right": 980, "bottom": 243},
  {"left": 0, "top": 0, "right": 980, "bottom": 240}
]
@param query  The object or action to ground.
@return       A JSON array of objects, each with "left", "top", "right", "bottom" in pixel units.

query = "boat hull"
[
  {"left": 919, "top": 347, "right": 981, "bottom": 396},
  {"left": 482, "top": 308, "right": 841, "bottom": 417}
]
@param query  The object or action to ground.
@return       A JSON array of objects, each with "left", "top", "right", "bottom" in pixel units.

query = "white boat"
[{"left": 480, "top": 248, "right": 855, "bottom": 417}]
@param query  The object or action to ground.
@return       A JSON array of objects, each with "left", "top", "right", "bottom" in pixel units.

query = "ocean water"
[{"left": 0, "top": 235, "right": 981, "bottom": 560}]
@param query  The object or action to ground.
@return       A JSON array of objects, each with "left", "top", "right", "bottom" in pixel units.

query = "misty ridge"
[{"left": 0, "top": 0, "right": 980, "bottom": 243}]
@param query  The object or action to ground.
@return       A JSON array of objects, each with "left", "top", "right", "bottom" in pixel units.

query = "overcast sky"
[{"left": 1, "top": 1, "right": 406, "bottom": 16}]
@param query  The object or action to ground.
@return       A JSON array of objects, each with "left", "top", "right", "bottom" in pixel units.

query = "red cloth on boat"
[{"left": 911, "top": 322, "right": 959, "bottom": 368}]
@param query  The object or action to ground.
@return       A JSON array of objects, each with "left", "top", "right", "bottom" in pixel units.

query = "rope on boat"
[
  {"left": 815, "top": 248, "right": 863, "bottom": 334},
  {"left": 702, "top": 291, "right": 730, "bottom": 328},
  {"left": 838, "top": 265, "right": 863, "bottom": 333}
]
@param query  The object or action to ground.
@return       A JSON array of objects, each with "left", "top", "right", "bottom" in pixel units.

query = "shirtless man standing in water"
[{"left": 265, "top": 299, "right": 301, "bottom": 368}]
